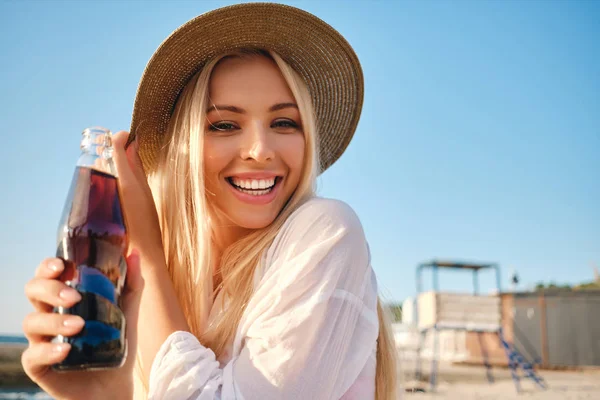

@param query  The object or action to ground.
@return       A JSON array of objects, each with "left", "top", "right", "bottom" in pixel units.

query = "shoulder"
[
  {"left": 284, "top": 197, "right": 365, "bottom": 237},
  {"left": 265, "top": 197, "right": 369, "bottom": 267}
]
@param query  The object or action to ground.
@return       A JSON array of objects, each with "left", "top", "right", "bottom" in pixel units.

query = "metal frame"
[
  {"left": 413, "top": 260, "right": 546, "bottom": 392},
  {"left": 414, "top": 260, "right": 501, "bottom": 391}
]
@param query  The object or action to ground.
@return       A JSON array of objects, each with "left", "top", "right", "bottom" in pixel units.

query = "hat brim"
[{"left": 129, "top": 2, "right": 364, "bottom": 173}]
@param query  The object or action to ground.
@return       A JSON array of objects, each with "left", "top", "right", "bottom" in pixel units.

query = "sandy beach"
[
  {"left": 404, "top": 377, "right": 600, "bottom": 400},
  {"left": 2, "top": 343, "right": 599, "bottom": 399},
  {"left": 400, "top": 360, "right": 600, "bottom": 399},
  {"left": 402, "top": 372, "right": 600, "bottom": 400}
]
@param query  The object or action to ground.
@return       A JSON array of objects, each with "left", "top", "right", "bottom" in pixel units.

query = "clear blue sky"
[{"left": 1, "top": 0, "right": 598, "bottom": 334}]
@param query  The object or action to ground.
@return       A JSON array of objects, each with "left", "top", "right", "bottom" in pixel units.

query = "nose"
[{"left": 240, "top": 121, "right": 275, "bottom": 163}]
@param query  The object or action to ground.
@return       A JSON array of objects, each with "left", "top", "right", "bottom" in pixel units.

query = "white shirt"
[{"left": 148, "top": 197, "right": 379, "bottom": 399}]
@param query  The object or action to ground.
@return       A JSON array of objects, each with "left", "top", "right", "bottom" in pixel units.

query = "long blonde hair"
[{"left": 136, "top": 49, "right": 397, "bottom": 399}]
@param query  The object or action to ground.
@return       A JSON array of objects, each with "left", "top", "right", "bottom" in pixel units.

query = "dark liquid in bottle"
[{"left": 52, "top": 167, "right": 128, "bottom": 371}]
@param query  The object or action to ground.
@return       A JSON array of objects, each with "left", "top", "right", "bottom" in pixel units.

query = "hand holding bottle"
[
  {"left": 22, "top": 128, "right": 153, "bottom": 398},
  {"left": 22, "top": 253, "right": 142, "bottom": 400}
]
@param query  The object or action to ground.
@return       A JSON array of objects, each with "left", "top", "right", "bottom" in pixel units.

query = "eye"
[
  {"left": 208, "top": 121, "right": 239, "bottom": 132},
  {"left": 271, "top": 119, "right": 300, "bottom": 131}
]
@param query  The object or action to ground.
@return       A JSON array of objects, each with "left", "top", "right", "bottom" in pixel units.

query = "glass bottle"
[{"left": 52, "top": 127, "right": 128, "bottom": 371}]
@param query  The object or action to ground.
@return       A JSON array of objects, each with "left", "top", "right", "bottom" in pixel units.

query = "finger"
[
  {"left": 22, "top": 342, "right": 71, "bottom": 381},
  {"left": 123, "top": 134, "right": 153, "bottom": 202},
  {"left": 112, "top": 130, "right": 137, "bottom": 185},
  {"left": 113, "top": 131, "right": 154, "bottom": 210},
  {"left": 124, "top": 248, "right": 143, "bottom": 295},
  {"left": 34, "top": 258, "right": 65, "bottom": 280},
  {"left": 25, "top": 279, "right": 82, "bottom": 311},
  {"left": 121, "top": 249, "right": 143, "bottom": 325},
  {"left": 30, "top": 259, "right": 66, "bottom": 312},
  {"left": 126, "top": 135, "right": 148, "bottom": 182},
  {"left": 23, "top": 312, "right": 85, "bottom": 342},
  {"left": 125, "top": 131, "right": 136, "bottom": 150},
  {"left": 112, "top": 131, "right": 161, "bottom": 242},
  {"left": 121, "top": 249, "right": 142, "bottom": 372}
]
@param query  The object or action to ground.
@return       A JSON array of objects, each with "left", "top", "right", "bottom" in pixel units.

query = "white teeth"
[
  {"left": 236, "top": 187, "right": 272, "bottom": 196},
  {"left": 231, "top": 177, "right": 276, "bottom": 190}
]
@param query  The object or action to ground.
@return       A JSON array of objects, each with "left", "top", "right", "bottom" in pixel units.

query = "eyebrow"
[
  {"left": 269, "top": 102, "right": 298, "bottom": 112},
  {"left": 206, "top": 102, "right": 298, "bottom": 114},
  {"left": 206, "top": 104, "right": 245, "bottom": 114}
]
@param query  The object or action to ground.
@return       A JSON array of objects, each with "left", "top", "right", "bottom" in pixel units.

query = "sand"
[
  {"left": 2, "top": 344, "right": 599, "bottom": 399},
  {"left": 400, "top": 361, "right": 600, "bottom": 399}
]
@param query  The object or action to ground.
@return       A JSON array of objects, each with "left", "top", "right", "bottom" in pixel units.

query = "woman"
[{"left": 21, "top": 3, "right": 398, "bottom": 399}]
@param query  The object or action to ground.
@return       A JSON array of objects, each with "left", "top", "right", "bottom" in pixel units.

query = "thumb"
[
  {"left": 121, "top": 248, "right": 143, "bottom": 373},
  {"left": 121, "top": 249, "right": 143, "bottom": 340},
  {"left": 121, "top": 249, "right": 143, "bottom": 322},
  {"left": 124, "top": 248, "right": 144, "bottom": 296}
]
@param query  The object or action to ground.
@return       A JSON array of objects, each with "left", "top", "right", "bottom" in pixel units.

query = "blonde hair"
[{"left": 135, "top": 49, "right": 397, "bottom": 399}]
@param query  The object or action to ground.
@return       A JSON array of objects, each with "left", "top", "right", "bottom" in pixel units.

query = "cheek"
[
  {"left": 285, "top": 136, "right": 306, "bottom": 177},
  {"left": 203, "top": 139, "right": 230, "bottom": 185},
  {"left": 203, "top": 138, "right": 235, "bottom": 172}
]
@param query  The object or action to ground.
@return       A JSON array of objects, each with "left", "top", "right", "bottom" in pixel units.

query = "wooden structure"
[
  {"left": 414, "top": 260, "right": 546, "bottom": 392},
  {"left": 463, "top": 291, "right": 600, "bottom": 368}
]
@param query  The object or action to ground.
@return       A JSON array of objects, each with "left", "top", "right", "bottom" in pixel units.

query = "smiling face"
[{"left": 203, "top": 54, "right": 306, "bottom": 236}]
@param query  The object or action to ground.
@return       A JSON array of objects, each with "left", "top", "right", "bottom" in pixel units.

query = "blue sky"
[{"left": 1, "top": 0, "right": 598, "bottom": 334}]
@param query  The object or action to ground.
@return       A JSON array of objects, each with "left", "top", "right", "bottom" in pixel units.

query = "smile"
[{"left": 226, "top": 176, "right": 282, "bottom": 196}]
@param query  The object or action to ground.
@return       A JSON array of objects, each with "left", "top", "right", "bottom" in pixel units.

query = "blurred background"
[{"left": 1, "top": 0, "right": 598, "bottom": 397}]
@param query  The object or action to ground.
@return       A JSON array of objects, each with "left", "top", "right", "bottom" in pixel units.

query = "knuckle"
[
  {"left": 23, "top": 311, "right": 35, "bottom": 323},
  {"left": 25, "top": 278, "right": 64, "bottom": 304},
  {"left": 23, "top": 279, "right": 36, "bottom": 298},
  {"left": 21, "top": 314, "right": 31, "bottom": 333},
  {"left": 20, "top": 347, "right": 28, "bottom": 365},
  {"left": 21, "top": 346, "right": 33, "bottom": 368},
  {"left": 22, "top": 312, "right": 40, "bottom": 335},
  {"left": 24, "top": 278, "right": 47, "bottom": 298},
  {"left": 112, "top": 130, "right": 130, "bottom": 147},
  {"left": 20, "top": 346, "right": 42, "bottom": 377}
]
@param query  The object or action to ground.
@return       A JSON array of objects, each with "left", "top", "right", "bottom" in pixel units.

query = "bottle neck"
[{"left": 77, "top": 127, "right": 118, "bottom": 177}]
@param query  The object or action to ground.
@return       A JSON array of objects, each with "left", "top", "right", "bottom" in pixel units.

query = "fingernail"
[
  {"left": 63, "top": 316, "right": 84, "bottom": 328},
  {"left": 53, "top": 343, "right": 70, "bottom": 353},
  {"left": 59, "top": 289, "right": 82, "bottom": 302},
  {"left": 47, "top": 262, "right": 63, "bottom": 272}
]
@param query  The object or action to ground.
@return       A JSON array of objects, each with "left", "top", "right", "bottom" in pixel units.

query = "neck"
[
  {"left": 211, "top": 223, "right": 252, "bottom": 255},
  {"left": 210, "top": 216, "right": 252, "bottom": 293}
]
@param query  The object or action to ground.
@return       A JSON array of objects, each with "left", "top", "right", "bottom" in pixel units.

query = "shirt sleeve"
[{"left": 148, "top": 198, "right": 380, "bottom": 400}]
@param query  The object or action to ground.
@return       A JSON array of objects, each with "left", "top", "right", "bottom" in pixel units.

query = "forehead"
[{"left": 208, "top": 55, "right": 295, "bottom": 102}]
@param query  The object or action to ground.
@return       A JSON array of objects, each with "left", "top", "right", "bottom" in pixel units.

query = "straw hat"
[{"left": 128, "top": 2, "right": 363, "bottom": 173}]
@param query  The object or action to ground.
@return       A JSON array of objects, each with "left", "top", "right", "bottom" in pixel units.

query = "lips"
[{"left": 224, "top": 174, "right": 283, "bottom": 205}]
